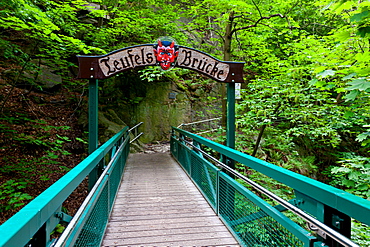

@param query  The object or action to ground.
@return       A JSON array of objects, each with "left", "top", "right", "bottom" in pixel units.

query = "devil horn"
[
  {"left": 170, "top": 41, "right": 175, "bottom": 48},
  {"left": 158, "top": 39, "right": 162, "bottom": 47}
]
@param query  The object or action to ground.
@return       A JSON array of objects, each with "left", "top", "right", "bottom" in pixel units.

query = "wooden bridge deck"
[{"left": 101, "top": 152, "right": 239, "bottom": 247}]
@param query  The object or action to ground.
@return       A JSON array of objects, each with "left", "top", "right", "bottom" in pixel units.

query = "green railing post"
[
  {"left": 226, "top": 82, "right": 235, "bottom": 152},
  {"left": 224, "top": 81, "right": 236, "bottom": 170},
  {"left": 223, "top": 82, "right": 236, "bottom": 221},
  {"left": 88, "top": 78, "right": 99, "bottom": 154},
  {"left": 88, "top": 78, "right": 99, "bottom": 191}
]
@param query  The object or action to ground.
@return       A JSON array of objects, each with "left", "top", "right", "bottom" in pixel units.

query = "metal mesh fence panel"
[
  {"left": 180, "top": 144, "right": 191, "bottom": 174},
  {"left": 171, "top": 136, "right": 313, "bottom": 246},
  {"left": 172, "top": 138, "right": 217, "bottom": 208},
  {"left": 69, "top": 135, "right": 130, "bottom": 246},
  {"left": 74, "top": 178, "right": 109, "bottom": 247},
  {"left": 170, "top": 137, "right": 177, "bottom": 158},
  {"left": 219, "top": 174, "right": 305, "bottom": 247},
  {"left": 190, "top": 152, "right": 218, "bottom": 209},
  {"left": 109, "top": 158, "right": 121, "bottom": 207}
]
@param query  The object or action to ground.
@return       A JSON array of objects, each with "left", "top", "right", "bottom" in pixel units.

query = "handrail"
[
  {"left": 172, "top": 127, "right": 370, "bottom": 226},
  {"left": 179, "top": 137, "right": 360, "bottom": 247},
  {"left": 129, "top": 122, "right": 144, "bottom": 143},
  {"left": 128, "top": 121, "right": 143, "bottom": 132},
  {"left": 53, "top": 133, "right": 130, "bottom": 246},
  {"left": 130, "top": 132, "right": 143, "bottom": 143},
  {"left": 0, "top": 126, "right": 129, "bottom": 247},
  {"left": 177, "top": 117, "right": 221, "bottom": 128},
  {"left": 171, "top": 127, "right": 370, "bottom": 247},
  {"left": 177, "top": 117, "right": 222, "bottom": 135}
]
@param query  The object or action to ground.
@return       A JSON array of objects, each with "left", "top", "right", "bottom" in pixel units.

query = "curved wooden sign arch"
[{"left": 77, "top": 44, "right": 244, "bottom": 83}]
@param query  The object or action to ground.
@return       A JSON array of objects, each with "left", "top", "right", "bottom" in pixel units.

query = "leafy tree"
[
  {"left": 309, "top": 0, "right": 370, "bottom": 149},
  {"left": 173, "top": 0, "right": 370, "bottom": 181}
]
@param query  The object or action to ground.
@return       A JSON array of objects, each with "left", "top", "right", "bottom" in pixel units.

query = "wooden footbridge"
[
  {"left": 102, "top": 152, "right": 239, "bottom": 246},
  {"left": 1, "top": 126, "right": 370, "bottom": 247}
]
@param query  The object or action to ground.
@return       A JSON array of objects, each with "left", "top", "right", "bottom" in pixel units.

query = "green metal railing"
[
  {"left": 0, "top": 126, "right": 131, "bottom": 247},
  {"left": 171, "top": 127, "right": 370, "bottom": 247}
]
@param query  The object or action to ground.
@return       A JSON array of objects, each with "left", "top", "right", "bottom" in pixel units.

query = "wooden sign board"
[{"left": 77, "top": 44, "right": 244, "bottom": 83}]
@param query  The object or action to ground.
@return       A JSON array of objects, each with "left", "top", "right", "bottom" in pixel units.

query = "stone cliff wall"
[{"left": 86, "top": 70, "right": 222, "bottom": 145}]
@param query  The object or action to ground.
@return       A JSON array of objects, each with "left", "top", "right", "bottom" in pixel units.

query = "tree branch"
[
  {"left": 251, "top": 0, "right": 262, "bottom": 18},
  {"left": 232, "top": 12, "right": 253, "bottom": 20},
  {"left": 284, "top": 0, "right": 301, "bottom": 16},
  {"left": 231, "top": 13, "right": 284, "bottom": 36}
]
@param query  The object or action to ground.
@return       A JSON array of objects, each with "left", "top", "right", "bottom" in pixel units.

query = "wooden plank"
[
  {"left": 103, "top": 232, "right": 237, "bottom": 246},
  {"left": 105, "top": 225, "right": 233, "bottom": 238},
  {"left": 101, "top": 152, "right": 239, "bottom": 246},
  {"left": 108, "top": 211, "right": 218, "bottom": 222},
  {"left": 111, "top": 206, "right": 215, "bottom": 216},
  {"left": 105, "top": 219, "right": 226, "bottom": 233},
  {"left": 111, "top": 206, "right": 216, "bottom": 216},
  {"left": 105, "top": 215, "right": 225, "bottom": 228}
]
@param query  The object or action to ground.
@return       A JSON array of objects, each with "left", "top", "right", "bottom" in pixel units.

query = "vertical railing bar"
[
  {"left": 88, "top": 78, "right": 99, "bottom": 191},
  {"left": 216, "top": 169, "right": 220, "bottom": 216}
]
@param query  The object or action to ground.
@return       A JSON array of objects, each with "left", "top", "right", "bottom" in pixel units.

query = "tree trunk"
[{"left": 252, "top": 103, "right": 281, "bottom": 157}]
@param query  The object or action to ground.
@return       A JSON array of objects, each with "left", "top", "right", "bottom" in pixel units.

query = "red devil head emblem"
[{"left": 153, "top": 39, "right": 178, "bottom": 70}]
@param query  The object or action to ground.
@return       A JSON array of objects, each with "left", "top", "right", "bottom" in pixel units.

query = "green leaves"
[
  {"left": 0, "top": 180, "right": 33, "bottom": 212},
  {"left": 317, "top": 69, "right": 336, "bottom": 78},
  {"left": 330, "top": 153, "right": 370, "bottom": 199},
  {"left": 304, "top": 1, "right": 370, "bottom": 105},
  {"left": 350, "top": 10, "right": 370, "bottom": 23},
  {"left": 356, "top": 132, "right": 370, "bottom": 143},
  {"left": 344, "top": 90, "right": 360, "bottom": 101},
  {"left": 346, "top": 79, "right": 370, "bottom": 91},
  {"left": 344, "top": 79, "right": 370, "bottom": 101}
]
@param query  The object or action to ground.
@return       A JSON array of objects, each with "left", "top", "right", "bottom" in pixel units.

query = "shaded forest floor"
[{"left": 0, "top": 84, "right": 88, "bottom": 224}]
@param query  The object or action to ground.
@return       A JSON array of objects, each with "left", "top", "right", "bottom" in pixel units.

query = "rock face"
[
  {"left": 98, "top": 111, "right": 125, "bottom": 143},
  {"left": 3, "top": 61, "right": 62, "bottom": 91},
  {"left": 131, "top": 81, "right": 191, "bottom": 143},
  {"left": 34, "top": 66, "right": 62, "bottom": 90},
  {"left": 20, "top": 60, "right": 63, "bottom": 91},
  {"left": 81, "top": 71, "right": 222, "bottom": 146}
]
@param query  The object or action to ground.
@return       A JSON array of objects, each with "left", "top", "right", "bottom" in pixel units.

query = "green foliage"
[
  {"left": 139, "top": 67, "right": 165, "bottom": 83},
  {"left": 330, "top": 153, "right": 370, "bottom": 199},
  {"left": 0, "top": 111, "right": 77, "bottom": 213},
  {"left": 0, "top": 0, "right": 94, "bottom": 74},
  {"left": 9, "top": 118, "right": 73, "bottom": 157},
  {"left": 356, "top": 125, "right": 370, "bottom": 149},
  {"left": 0, "top": 0, "right": 186, "bottom": 91},
  {"left": 0, "top": 112, "right": 76, "bottom": 192},
  {"left": 305, "top": 1, "right": 370, "bottom": 151},
  {"left": 51, "top": 224, "right": 66, "bottom": 235},
  {"left": 352, "top": 221, "right": 370, "bottom": 246},
  {"left": 0, "top": 180, "right": 33, "bottom": 212},
  {"left": 225, "top": 0, "right": 370, "bottom": 178},
  {"left": 76, "top": 137, "right": 88, "bottom": 144}
]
